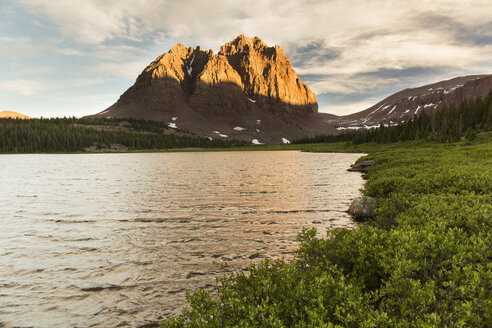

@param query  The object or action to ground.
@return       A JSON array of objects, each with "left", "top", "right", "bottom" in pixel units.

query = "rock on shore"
[{"left": 347, "top": 196, "right": 376, "bottom": 221}]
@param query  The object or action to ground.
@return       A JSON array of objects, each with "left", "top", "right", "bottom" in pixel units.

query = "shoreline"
[{"left": 161, "top": 135, "right": 492, "bottom": 326}]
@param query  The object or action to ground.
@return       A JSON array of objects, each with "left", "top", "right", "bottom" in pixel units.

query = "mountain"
[
  {"left": 92, "top": 35, "right": 335, "bottom": 144},
  {"left": 330, "top": 74, "right": 492, "bottom": 129},
  {"left": 0, "top": 111, "right": 31, "bottom": 119}
]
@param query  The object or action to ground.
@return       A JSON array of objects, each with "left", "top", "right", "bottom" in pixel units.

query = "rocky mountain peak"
[
  {"left": 115, "top": 35, "right": 317, "bottom": 116},
  {"left": 94, "top": 35, "right": 327, "bottom": 143},
  {"left": 219, "top": 35, "right": 268, "bottom": 56}
]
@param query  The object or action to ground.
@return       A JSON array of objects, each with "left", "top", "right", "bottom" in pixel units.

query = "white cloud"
[
  {"left": 0, "top": 79, "right": 51, "bottom": 96},
  {"left": 0, "top": 78, "right": 107, "bottom": 96},
  {"left": 319, "top": 97, "right": 381, "bottom": 116},
  {"left": 19, "top": 1, "right": 489, "bottom": 46},
  {"left": 7, "top": 0, "right": 492, "bottom": 116},
  {"left": 92, "top": 60, "right": 149, "bottom": 79}
]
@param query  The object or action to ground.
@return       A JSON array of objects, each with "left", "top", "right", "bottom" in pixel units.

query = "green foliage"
[
  {"left": 0, "top": 117, "right": 247, "bottom": 152},
  {"left": 162, "top": 138, "right": 492, "bottom": 327}
]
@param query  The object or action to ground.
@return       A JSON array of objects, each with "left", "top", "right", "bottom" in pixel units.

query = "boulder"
[
  {"left": 347, "top": 160, "right": 373, "bottom": 173},
  {"left": 347, "top": 196, "right": 377, "bottom": 221}
]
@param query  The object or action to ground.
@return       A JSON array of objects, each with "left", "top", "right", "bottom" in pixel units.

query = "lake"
[{"left": 0, "top": 151, "right": 364, "bottom": 327}]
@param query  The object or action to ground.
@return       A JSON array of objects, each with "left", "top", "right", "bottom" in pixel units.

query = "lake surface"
[{"left": 0, "top": 151, "right": 364, "bottom": 327}]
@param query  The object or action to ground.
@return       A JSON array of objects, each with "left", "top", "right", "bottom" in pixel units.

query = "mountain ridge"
[
  {"left": 0, "top": 111, "right": 31, "bottom": 119},
  {"left": 329, "top": 74, "right": 492, "bottom": 129}
]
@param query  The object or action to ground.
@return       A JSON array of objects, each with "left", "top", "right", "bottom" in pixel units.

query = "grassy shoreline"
[
  {"left": 0, "top": 139, "right": 477, "bottom": 155},
  {"left": 161, "top": 133, "right": 491, "bottom": 327}
]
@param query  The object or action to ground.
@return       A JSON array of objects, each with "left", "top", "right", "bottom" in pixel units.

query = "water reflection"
[{"left": 0, "top": 151, "right": 364, "bottom": 327}]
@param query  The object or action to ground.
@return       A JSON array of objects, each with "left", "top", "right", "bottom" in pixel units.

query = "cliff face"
[{"left": 218, "top": 35, "right": 318, "bottom": 115}]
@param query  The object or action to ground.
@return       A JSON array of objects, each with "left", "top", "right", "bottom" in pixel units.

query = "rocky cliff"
[{"left": 94, "top": 35, "right": 329, "bottom": 144}]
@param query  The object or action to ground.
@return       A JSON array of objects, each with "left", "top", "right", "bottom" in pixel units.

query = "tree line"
[
  {"left": 294, "top": 90, "right": 492, "bottom": 145},
  {"left": 0, "top": 117, "right": 247, "bottom": 153}
]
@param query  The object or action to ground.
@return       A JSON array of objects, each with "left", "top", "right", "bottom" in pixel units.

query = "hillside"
[
  {"left": 0, "top": 111, "right": 31, "bottom": 119},
  {"left": 329, "top": 74, "right": 492, "bottom": 129}
]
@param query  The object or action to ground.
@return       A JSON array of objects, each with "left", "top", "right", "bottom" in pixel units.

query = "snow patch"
[
  {"left": 207, "top": 136, "right": 212, "bottom": 141},
  {"left": 213, "top": 131, "right": 228, "bottom": 137},
  {"left": 388, "top": 105, "right": 397, "bottom": 115},
  {"left": 256, "top": 119, "right": 261, "bottom": 124},
  {"left": 443, "top": 85, "right": 463, "bottom": 95},
  {"left": 336, "top": 122, "right": 397, "bottom": 131},
  {"left": 369, "top": 103, "right": 385, "bottom": 115},
  {"left": 186, "top": 53, "right": 195, "bottom": 75},
  {"left": 252, "top": 139, "right": 263, "bottom": 145},
  {"left": 168, "top": 123, "right": 177, "bottom": 129},
  {"left": 256, "top": 129, "right": 260, "bottom": 132},
  {"left": 282, "top": 138, "right": 290, "bottom": 144},
  {"left": 233, "top": 126, "right": 246, "bottom": 131},
  {"left": 248, "top": 98, "right": 256, "bottom": 103},
  {"left": 415, "top": 105, "right": 422, "bottom": 115},
  {"left": 172, "top": 117, "right": 177, "bottom": 121}
]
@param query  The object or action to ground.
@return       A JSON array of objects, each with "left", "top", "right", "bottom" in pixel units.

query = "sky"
[{"left": 1, "top": 0, "right": 491, "bottom": 118}]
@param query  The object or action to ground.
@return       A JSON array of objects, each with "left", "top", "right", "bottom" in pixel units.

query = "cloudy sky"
[{"left": 1, "top": 0, "right": 491, "bottom": 117}]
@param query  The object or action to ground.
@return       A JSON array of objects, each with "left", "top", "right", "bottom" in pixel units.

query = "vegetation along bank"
[{"left": 162, "top": 132, "right": 491, "bottom": 327}]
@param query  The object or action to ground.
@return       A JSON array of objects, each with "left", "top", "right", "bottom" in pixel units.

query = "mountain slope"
[
  {"left": 331, "top": 74, "right": 492, "bottom": 129},
  {"left": 92, "top": 35, "right": 334, "bottom": 144}
]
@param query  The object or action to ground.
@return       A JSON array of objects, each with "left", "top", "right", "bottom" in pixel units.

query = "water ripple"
[{"left": 0, "top": 151, "right": 364, "bottom": 327}]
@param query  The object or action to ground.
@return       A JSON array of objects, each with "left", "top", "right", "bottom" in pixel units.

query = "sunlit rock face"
[
  {"left": 218, "top": 35, "right": 318, "bottom": 116},
  {"left": 93, "top": 35, "right": 332, "bottom": 144}
]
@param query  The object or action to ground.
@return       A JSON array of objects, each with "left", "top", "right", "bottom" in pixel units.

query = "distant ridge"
[
  {"left": 0, "top": 111, "right": 31, "bottom": 119},
  {"left": 328, "top": 74, "right": 492, "bottom": 129}
]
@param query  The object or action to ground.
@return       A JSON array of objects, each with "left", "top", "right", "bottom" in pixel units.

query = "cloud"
[
  {"left": 319, "top": 97, "right": 382, "bottom": 116},
  {"left": 0, "top": 79, "right": 51, "bottom": 96},
  {"left": 6, "top": 0, "right": 492, "bottom": 116},
  {"left": 0, "top": 78, "right": 107, "bottom": 96},
  {"left": 92, "top": 60, "right": 149, "bottom": 79}
]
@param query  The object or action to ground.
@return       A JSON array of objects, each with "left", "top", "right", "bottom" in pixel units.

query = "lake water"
[{"left": 0, "top": 151, "right": 364, "bottom": 327}]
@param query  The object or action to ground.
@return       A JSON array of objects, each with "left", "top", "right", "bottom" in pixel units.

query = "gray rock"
[
  {"left": 348, "top": 196, "right": 377, "bottom": 220},
  {"left": 347, "top": 160, "right": 373, "bottom": 173}
]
